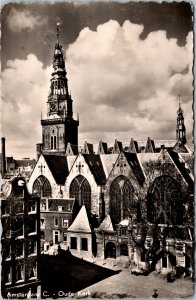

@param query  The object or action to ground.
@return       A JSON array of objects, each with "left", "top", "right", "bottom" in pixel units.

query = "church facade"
[{"left": 27, "top": 26, "right": 194, "bottom": 276}]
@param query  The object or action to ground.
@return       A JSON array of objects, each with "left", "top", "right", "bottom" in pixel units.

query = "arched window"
[
  {"left": 32, "top": 175, "right": 52, "bottom": 198},
  {"left": 69, "top": 175, "right": 91, "bottom": 211},
  {"left": 109, "top": 175, "right": 134, "bottom": 225},
  {"left": 51, "top": 136, "right": 53, "bottom": 149},
  {"left": 147, "top": 175, "right": 182, "bottom": 225}
]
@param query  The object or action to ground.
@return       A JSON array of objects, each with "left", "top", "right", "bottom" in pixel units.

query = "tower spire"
[
  {"left": 176, "top": 96, "right": 186, "bottom": 144},
  {"left": 56, "top": 23, "right": 60, "bottom": 45}
]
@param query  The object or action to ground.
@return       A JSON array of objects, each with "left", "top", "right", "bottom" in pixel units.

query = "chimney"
[{"left": 1, "top": 137, "right": 6, "bottom": 175}]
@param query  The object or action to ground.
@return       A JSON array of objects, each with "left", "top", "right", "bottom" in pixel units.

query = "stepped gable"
[
  {"left": 67, "top": 205, "right": 92, "bottom": 233},
  {"left": 43, "top": 155, "right": 69, "bottom": 185},
  {"left": 168, "top": 150, "right": 194, "bottom": 189},
  {"left": 96, "top": 215, "right": 114, "bottom": 233},
  {"left": 83, "top": 154, "right": 106, "bottom": 185},
  {"left": 124, "top": 152, "right": 145, "bottom": 185}
]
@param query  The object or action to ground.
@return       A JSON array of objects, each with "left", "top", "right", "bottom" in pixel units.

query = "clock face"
[{"left": 50, "top": 102, "right": 57, "bottom": 112}]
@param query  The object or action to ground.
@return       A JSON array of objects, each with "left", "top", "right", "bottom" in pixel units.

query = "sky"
[{"left": 1, "top": 1, "right": 194, "bottom": 159}]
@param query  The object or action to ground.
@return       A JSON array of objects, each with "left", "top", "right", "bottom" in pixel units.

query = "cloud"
[
  {"left": 7, "top": 8, "right": 46, "bottom": 32},
  {"left": 1, "top": 54, "right": 51, "bottom": 157},
  {"left": 66, "top": 20, "right": 193, "bottom": 143},
  {"left": 1, "top": 20, "right": 193, "bottom": 158}
]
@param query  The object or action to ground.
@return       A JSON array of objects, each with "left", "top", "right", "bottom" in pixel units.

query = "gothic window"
[
  {"left": 147, "top": 175, "right": 183, "bottom": 225},
  {"left": 69, "top": 175, "right": 91, "bottom": 211},
  {"left": 32, "top": 176, "right": 52, "bottom": 198},
  {"left": 109, "top": 175, "right": 134, "bottom": 225}
]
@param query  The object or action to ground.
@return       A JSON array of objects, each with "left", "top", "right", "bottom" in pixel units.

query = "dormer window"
[{"left": 58, "top": 206, "right": 64, "bottom": 212}]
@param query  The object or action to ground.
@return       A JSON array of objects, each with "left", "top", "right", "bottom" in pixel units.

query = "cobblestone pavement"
[{"left": 75, "top": 268, "right": 194, "bottom": 299}]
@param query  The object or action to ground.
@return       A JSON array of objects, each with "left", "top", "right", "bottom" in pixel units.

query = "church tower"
[
  {"left": 176, "top": 100, "right": 186, "bottom": 144},
  {"left": 40, "top": 24, "right": 79, "bottom": 156}
]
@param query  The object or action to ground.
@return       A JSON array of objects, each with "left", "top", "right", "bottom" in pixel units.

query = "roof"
[
  {"left": 83, "top": 154, "right": 106, "bottom": 185},
  {"left": 66, "top": 143, "right": 78, "bottom": 156},
  {"left": 119, "top": 219, "right": 129, "bottom": 226},
  {"left": 43, "top": 155, "right": 69, "bottom": 185},
  {"left": 100, "top": 154, "right": 118, "bottom": 178},
  {"left": 47, "top": 198, "right": 75, "bottom": 212},
  {"left": 124, "top": 152, "right": 145, "bottom": 185},
  {"left": 15, "top": 159, "right": 36, "bottom": 168},
  {"left": 97, "top": 140, "right": 108, "bottom": 154},
  {"left": 67, "top": 205, "right": 92, "bottom": 233},
  {"left": 112, "top": 139, "right": 123, "bottom": 154},
  {"left": 96, "top": 215, "right": 114, "bottom": 232},
  {"left": 83, "top": 141, "right": 94, "bottom": 154},
  {"left": 168, "top": 150, "right": 194, "bottom": 188}
]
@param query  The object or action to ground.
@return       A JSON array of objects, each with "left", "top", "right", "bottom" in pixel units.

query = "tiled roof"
[
  {"left": 83, "top": 154, "right": 106, "bottom": 185},
  {"left": 67, "top": 205, "right": 92, "bottom": 233},
  {"left": 44, "top": 155, "right": 69, "bottom": 185}
]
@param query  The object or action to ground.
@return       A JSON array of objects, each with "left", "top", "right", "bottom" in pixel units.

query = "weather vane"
[{"left": 56, "top": 22, "right": 60, "bottom": 44}]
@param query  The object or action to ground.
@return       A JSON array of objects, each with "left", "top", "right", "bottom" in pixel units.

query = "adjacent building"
[{"left": 1, "top": 176, "right": 41, "bottom": 297}]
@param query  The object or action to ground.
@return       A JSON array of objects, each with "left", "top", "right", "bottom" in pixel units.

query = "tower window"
[
  {"left": 54, "top": 136, "right": 57, "bottom": 149},
  {"left": 51, "top": 136, "right": 54, "bottom": 149}
]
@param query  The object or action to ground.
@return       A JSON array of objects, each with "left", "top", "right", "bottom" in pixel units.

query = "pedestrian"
[{"left": 152, "top": 289, "right": 158, "bottom": 298}]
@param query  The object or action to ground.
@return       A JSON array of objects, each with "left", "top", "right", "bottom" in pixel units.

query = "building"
[
  {"left": 1, "top": 176, "right": 41, "bottom": 297},
  {"left": 0, "top": 137, "right": 36, "bottom": 180},
  {"left": 27, "top": 26, "right": 194, "bottom": 276},
  {"left": 40, "top": 197, "right": 78, "bottom": 251}
]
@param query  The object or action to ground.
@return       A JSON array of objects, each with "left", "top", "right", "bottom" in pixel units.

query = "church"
[{"left": 27, "top": 26, "right": 194, "bottom": 275}]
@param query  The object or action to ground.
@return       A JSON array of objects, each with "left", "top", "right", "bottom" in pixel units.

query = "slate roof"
[
  {"left": 96, "top": 215, "right": 114, "bottom": 233},
  {"left": 43, "top": 155, "right": 69, "bottom": 185},
  {"left": 124, "top": 152, "right": 145, "bottom": 185},
  {"left": 83, "top": 154, "right": 106, "bottom": 185},
  {"left": 67, "top": 205, "right": 92, "bottom": 233}
]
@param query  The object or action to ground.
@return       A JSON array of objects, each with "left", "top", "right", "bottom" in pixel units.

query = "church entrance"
[{"left": 105, "top": 242, "right": 116, "bottom": 259}]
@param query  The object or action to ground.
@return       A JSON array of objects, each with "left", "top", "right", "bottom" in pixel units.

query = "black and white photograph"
[{"left": 1, "top": 1, "right": 194, "bottom": 299}]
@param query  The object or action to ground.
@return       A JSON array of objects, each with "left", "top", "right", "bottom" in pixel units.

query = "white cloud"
[
  {"left": 1, "top": 54, "right": 51, "bottom": 158},
  {"left": 1, "top": 20, "right": 193, "bottom": 157},
  {"left": 66, "top": 20, "right": 193, "bottom": 143},
  {"left": 7, "top": 8, "right": 46, "bottom": 32}
]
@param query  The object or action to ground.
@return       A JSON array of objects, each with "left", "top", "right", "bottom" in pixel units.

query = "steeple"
[
  {"left": 40, "top": 24, "right": 79, "bottom": 156},
  {"left": 176, "top": 95, "right": 186, "bottom": 144},
  {"left": 47, "top": 23, "right": 72, "bottom": 118}
]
